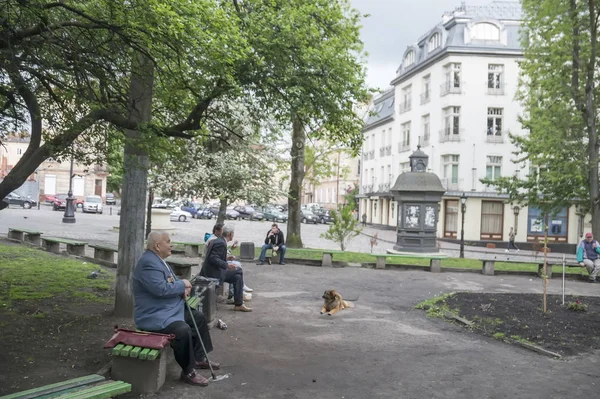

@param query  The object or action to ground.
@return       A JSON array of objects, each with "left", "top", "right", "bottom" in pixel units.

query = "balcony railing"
[
  {"left": 486, "top": 81, "right": 505, "bottom": 95},
  {"left": 440, "top": 178, "right": 464, "bottom": 191},
  {"left": 422, "top": 134, "right": 430, "bottom": 146},
  {"left": 420, "top": 91, "right": 430, "bottom": 105},
  {"left": 439, "top": 128, "right": 462, "bottom": 143},
  {"left": 367, "top": 184, "right": 374, "bottom": 192},
  {"left": 385, "top": 145, "right": 392, "bottom": 156},
  {"left": 485, "top": 130, "right": 506, "bottom": 143},
  {"left": 398, "top": 142, "right": 411, "bottom": 153},
  {"left": 440, "top": 81, "right": 462, "bottom": 96},
  {"left": 368, "top": 150, "right": 374, "bottom": 160},
  {"left": 377, "top": 183, "right": 384, "bottom": 192},
  {"left": 379, "top": 147, "right": 385, "bottom": 157},
  {"left": 384, "top": 183, "right": 391, "bottom": 191},
  {"left": 484, "top": 184, "right": 498, "bottom": 193},
  {"left": 399, "top": 100, "right": 412, "bottom": 113}
]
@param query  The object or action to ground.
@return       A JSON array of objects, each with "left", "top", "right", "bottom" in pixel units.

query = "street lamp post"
[
  {"left": 460, "top": 192, "right": 467, "bottom": 258},
  {"left": 512, "top": 205, "right": 520, "bottom": 234},
  {"left": 62, "top": 158, "right": 76, "bottom": 224},
  {"left": 576, "top": 204, "right": 584, "bottom": 239}
]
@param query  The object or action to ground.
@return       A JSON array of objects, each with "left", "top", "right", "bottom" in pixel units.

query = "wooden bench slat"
[
  {"left": 88, "top": 245, "right": 118, "bottom": 252},
  {"left": 0, "top": 375, "right": 105, "bottom": 399},
  {"left": 119, "top": 345, "right": 133, "bottom": 357},
  {"left": 111, "top": 344, "right": 124, "bottom": 356},
  {"left": 147, "top": 349, "right": 160, "bottom": 361},
  {"left": 8, "top": 228, "right": 42, "bottom": 235},
  {"left": 51, "top": 381, "right": 131, "bottom": 399},
  {"left": 138, "top": 348, "right": 150, "bottom": 360},
  {"left": 41, "top": 237, "right": 86, "bottom": 246},
  {"left": 129, "top": 346, "right": 142, "bottom": 358}
]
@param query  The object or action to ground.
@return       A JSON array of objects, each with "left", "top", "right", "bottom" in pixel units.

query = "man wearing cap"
[{"left": 577, "top": 232, "right": 600, "bottom": 282}]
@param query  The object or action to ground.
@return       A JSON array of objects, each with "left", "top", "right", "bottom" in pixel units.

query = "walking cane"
[{"left": 185, "top": 300, "right": 221, "bottom": 381}]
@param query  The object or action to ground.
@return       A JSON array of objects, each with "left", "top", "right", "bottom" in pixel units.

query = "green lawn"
[{"left": 0, "top": 243, "right": 114, "bottom": 305}]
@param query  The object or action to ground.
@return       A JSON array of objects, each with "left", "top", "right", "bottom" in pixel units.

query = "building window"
[
  {"left": 488, "top": 64, "right": 504, "bottom": 91},
  {"left": 527, "top": 207, "right": 568, "bottom": 240},
  {"left": 421, "top": 75, "right": 431, "bottom": 104},
  {"left": 487, "top": 108, "right": 503, "bottom": 136},
  {"left": 444, "top": 200, "right": 458, "bottom": 238},
  {"left": 391, "top": 201, "right": 396, "bottom": 220},
  {"left": 373, "top": 201, "right": 377, "bottom": 218},
  {"left": 480, "top": 201, "right": 503, "bottom": 240},
  {"left": 16, "top": 148, "right": 22, "bottom": 155},
  {"left": 403, "top": 50, "right": 415, "bottom": 67},
  {"left": 400, "top": 162, "right": 410, "bottom": 174},
  {"left": 400, "top": 122, "right": 411, "bottom": 151},
  {"left": 471, "top": 22, "right": 500, "bottom": 41},
  {"left": 441, "top": 63, "right": 461, "bottom": 95},
  {"left": 442, "top": 155, "right": 459, "bottom": 184},
  {"left": 441, "top": 106, "right": 460, "bottom": 141},
  {"left": 486, "top": 156, "right": 502, "bottom": 181},
  {"left": 400, "top": 85, "right": 412, "bottom": 113},
  {"left": 422, "top": 114, "right": 430, "bottom": 146},
  {"left": 428, "top": 33, "right": 441, "bottom": 52}
]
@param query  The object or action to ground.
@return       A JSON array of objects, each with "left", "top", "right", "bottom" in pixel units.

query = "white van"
[{"left": 83, "top": 195, "right": 103, "bottom": 214}]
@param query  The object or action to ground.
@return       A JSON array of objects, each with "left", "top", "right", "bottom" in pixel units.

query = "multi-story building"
[{"left": 359, "top": 0, "right": 586, "bottom": 248}]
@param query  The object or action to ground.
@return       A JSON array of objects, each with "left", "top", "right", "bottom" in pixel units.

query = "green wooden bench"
[
  {"left": 41, "top": 237, "right": 87, "bottom": 256},
  {"left": 172, "top": 241, "right": 204, "bottom": 258},
  {"left": 374, "top": 253, "right": 447, "bottom": 271},
  {"left": 88, "top": 244, "right": 118, "bottom": 265},
  {"left": 7, "top": 227, "right": 43, "bottom": 246},
  {"left": 0, "top": 374, "right": 131, "bottom": 399},
  {"left": 165, "top": 256, "right": 197, "bottom": 280}
]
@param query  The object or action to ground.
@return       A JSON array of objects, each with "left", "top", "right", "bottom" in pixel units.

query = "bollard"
[{"left": 110, "top": 206, "right": 112, "bottom": 215}]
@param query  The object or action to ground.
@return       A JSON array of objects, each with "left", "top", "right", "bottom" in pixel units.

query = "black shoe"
[
  {"left": 279, "top": 262, "right": 286, "bottom": 265},
  {"left": 589, "top": 279, "right": 598, "bottom": 283},
  {"left": 256, "top": 261, "right": 264, "bottom": 265}
]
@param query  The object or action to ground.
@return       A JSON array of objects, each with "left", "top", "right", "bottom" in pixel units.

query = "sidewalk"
[{"left": 358, "top": 225, "right": 577, "bottom": 263}]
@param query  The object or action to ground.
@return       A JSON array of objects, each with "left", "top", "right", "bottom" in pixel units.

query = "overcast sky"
[{"left": 350, "top": 0, "right": 495, "bottom": 90}]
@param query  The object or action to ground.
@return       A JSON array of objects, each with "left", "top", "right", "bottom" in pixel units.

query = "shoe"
[
  {"left": 226, "top": 297, "right": 235, "bottom": 304},
  {"left": 589, "top": 279, "right": 598, "bottom": 283},
  {"left": 244, "top": 285, "right": 253, "bottom": 292},
  {"left": 181, "top": 371, "right": 209, "bottom": 386},
  {"left": 243, "top": 293, "right": 252, "bottom": 301},
  {"left": 195, "top": 359, "right": 221, "bottom": 370},
  {"left": 505, "top": 249, "right": 509, "bottom": 252},
  {"left": 256, "top": 261, "right": 264, "bottom": 265},
  {"left": 517, "top": 249, "right": 520, "bottom": 252},
  {"left": 279, "top": 262, "right": 286, "bottom": 265},
  {"left": 234, "top": 304, "right": 253, "bottom": 312}
]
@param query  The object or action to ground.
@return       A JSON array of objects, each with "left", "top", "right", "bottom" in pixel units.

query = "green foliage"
[
  {"left": 415, "top": 293, "right": 456, "bottom": 318},
  {"left": 492, "top": 332, "right": 505, "bottom": 340},
  {"left": 0, "top": 244, "right": 113, "bottom": 305},
  {"left": 567, "top": 300, "right": 588, "bottom": 312},
  {"left": 343, "top": 183, "right": 359, "bottom": 210},
  {"left": 320, "top": 205, "right": 361, "bottom": 251}
]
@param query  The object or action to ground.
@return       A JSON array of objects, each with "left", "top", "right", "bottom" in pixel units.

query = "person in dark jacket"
[
  {"left": 200, "top": 225, "right": 252, "bottom": 312},
  {"left": 256, "top": 223, "right": 286, "bottom": 265},
  {"left": 132, "top": 231, "right": 219, "bottom": 387}
]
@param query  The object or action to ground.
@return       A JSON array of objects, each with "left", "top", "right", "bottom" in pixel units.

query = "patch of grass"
[
  {"left": 492, "top": 332, "right": 505, "bottom": 340},
  {"left": 510, "top": 335, "right": 535, "bottom": 345},
  {"left": 0, "top": 244, "right": 114, "bottom": 305},
  {"left": 415, "top": 292, "right": 456, "bottom": 318}
]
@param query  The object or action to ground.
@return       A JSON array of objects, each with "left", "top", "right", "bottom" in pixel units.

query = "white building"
[{"left": 359, "top": 0, "right": 585, "bottom": 249}]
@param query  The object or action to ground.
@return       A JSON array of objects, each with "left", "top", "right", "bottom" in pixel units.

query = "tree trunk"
[
  {"left": 114, "top": 51, "right": 154, "bottom": 317},
  {"left": 216, "top": 198, "right": 228, "bottom": 225},
  {"left": 286, "top": 115, "right": 305, "bottom": 248},
  {"left": 542, "top": 218, "right": 549, "bottom": 313}
]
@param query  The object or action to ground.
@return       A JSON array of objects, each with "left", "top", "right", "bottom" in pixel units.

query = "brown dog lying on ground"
[{"left": 321, "top": 290, "right": 354, "bottom": 315}]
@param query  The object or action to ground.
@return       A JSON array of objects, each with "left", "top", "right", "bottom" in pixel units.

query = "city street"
[{"left": 0, "top": 205, "right": 390, "bottom": 254}]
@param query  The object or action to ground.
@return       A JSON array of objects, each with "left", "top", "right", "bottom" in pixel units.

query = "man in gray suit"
[{"left": 132, "top": 231, "right": 220, "bottom": 387}]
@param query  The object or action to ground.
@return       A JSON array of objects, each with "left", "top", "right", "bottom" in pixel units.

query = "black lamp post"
[
  {"left": 576, "top": 204, "right": 584, "bottom": 239},
  {"left": 62, "top": 158, "right": 76, "bottom": 224},
  {"left": 512, "top": 205, "right": 520, "bottom": 234},
  {"left": 460, "top": 192, "right": 467, "bottom": 258}
]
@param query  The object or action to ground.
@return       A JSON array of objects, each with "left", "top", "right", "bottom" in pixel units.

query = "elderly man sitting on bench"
[{"left": 132, "top": 231, "right": 220, "bottom": 387}]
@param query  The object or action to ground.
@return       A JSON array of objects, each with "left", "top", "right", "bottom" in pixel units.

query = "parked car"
[
  {"left": 3, "top": 192, "right": 37, "bottom": 209},
  {"left": 105, "top": 193, "right": 117, "bottom": 205},
  {"left": 52, "top": 194, "right": 82, "bottom": 211},
  {"left": 83, "top": 195, "right": 103, "bottom": 214},
  {"left": 209, "top": 205, "right": 240, "bottom": 220},
  {"left": 263, "top": 207, "right": 288, "bottom": 223},
  {"left": 44, "top": 194, "right": 59, "bottom": 204},
  {"left": 300, "top": 210, "right": 318, "bottom": 224},
  {"left": 170, "top": 207, "right": 192, "bottom": 222},
  {"left": 234, "top": 205, "right": 264, "bottom": 221},
  {"left": 195, "top": 206, "right": 215, "bottom": 219},
  {"left": 181, "top": 204, "right": 199, "bottom": 218},
  {"left": 313, "top": 208, "right": 333, "bottom": 224}
]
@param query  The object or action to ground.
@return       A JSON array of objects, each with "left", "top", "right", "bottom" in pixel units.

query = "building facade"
[{"left": 359, "top": 0, "right": 588, "bottom": 248}]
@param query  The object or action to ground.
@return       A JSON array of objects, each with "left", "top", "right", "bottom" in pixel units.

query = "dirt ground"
[
  {"left": 3, "top": 264, "right": 600, "bottom": 398},
  {"left": 443, "top": 293, "right": 600, "bottom": 356}
]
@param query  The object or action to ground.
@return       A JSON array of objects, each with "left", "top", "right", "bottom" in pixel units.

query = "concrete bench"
[
  {"left": 321, "top": 250, "right": 345, "bottom": 267},
  {"left": 41, "top": 237, "right": 87, "bottom": 256},
  {"left": 89, "top": 244, "right": 118, "bottom": 264},
  {"left": 110, "top": 343, "right": 168, "bottom": 395},
  {"left": 374, "top": 253, "right": 447, "bottom": 271},
  {"left": 165, "top": 256, "right": 197, "bottom": 280},
  {"left": 173, "top": 241, "right": 204, "bottom": 258},
  {"left": 7, "top": 227, "right": 43, "bottom": 246},
  {"left": 479, "top": 259, "right": 582, "bottom": 277},
  {"left": 0, "top": 374, "right": 131, "bottom": 399}
]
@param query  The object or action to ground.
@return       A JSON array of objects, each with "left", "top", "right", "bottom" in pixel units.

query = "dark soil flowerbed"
[{"left": 442, "top": 293, "right": 600, "bottom": 357}]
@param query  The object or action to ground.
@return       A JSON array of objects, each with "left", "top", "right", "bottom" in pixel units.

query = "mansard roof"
[{"left": 362, "top": 88, "right": 395, "bottom": 131}]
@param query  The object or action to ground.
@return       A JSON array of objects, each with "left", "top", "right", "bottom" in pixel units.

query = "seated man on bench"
[
  {"left": 577, "top": 232, "right": 600, "bottom": 283},
  {"left": 256, "top": 223, "right": 287, "bottom": 265},
  {"left": 132, "top": 231, "right": 220, "bottom": 387}
]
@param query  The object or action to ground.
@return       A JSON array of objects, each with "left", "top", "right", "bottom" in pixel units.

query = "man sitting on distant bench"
[
  {"left": 256, "top": 223, "right": 286, "bottom": 265},
  {"left": 577, "top": 232, "right": 600, "bottom": 283}
]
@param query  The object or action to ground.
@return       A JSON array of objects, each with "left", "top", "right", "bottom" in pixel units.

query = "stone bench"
[
  {"left": 89, "top": 244, "right": 118, "bottom": 265},
  {"left": 165, "top": 256, "right": 197, "bottom": 280},
  {"left": 7, "top": 227, "right": 43, "bottom": 246},
  {"left": 173, "top": 241, "right": 204, "bottom": 258},
  {"left": 298, "top": 248, "right": 345, "bottom": 267},
  {"left": 0, "top": 374, "right": 131, "bottom": 399},
  {"left": 374, "top": 253, "right": 447, "bottom": 272},
  {"left": 110, "top": 343, "right": 168, "bottom": 395},
  {"left": 479, "top": 259, "right": 583, "bottom": 277},
  {"left": 41, "top": 237, "right": 87, "bottom": 256}
]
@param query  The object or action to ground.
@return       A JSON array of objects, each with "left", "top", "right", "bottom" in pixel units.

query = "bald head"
[{"left": 146, "top": 231, "right": 172, "bottom": 259}]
